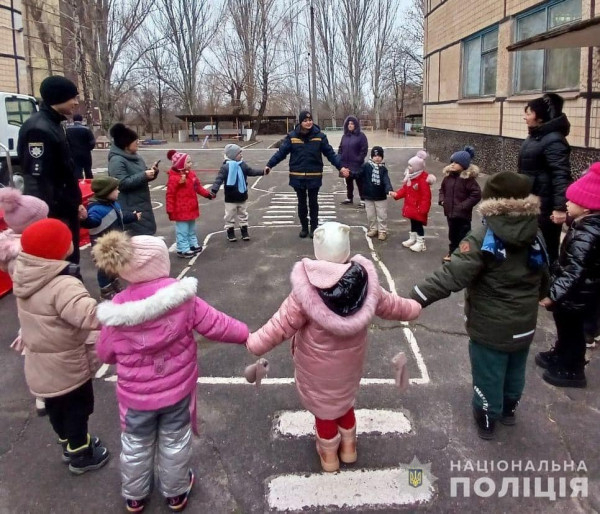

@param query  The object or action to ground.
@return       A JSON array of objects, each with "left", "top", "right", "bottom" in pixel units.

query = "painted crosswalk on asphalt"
[{"left": 262, "top": 192, "right": 338, "bottom": 226}]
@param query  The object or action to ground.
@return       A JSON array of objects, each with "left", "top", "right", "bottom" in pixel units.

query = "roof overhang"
[{"left": 507, "top": 16, "right": 600, "bottom": 51}]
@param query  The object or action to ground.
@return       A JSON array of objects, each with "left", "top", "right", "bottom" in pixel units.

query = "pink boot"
[
  {"left": 338, "top": 425, "right": 357, "bottom": 463},
  {"left": 315, "top": 433, "right": 341, "bottom": 472}
]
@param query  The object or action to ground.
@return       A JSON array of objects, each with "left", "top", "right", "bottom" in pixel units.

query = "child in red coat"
[
  {"left": 390, "top": 150, "right": 436, "bottom": 252},
  {"left": 166, "top": 150, "right": 214, "bottom": 258}
]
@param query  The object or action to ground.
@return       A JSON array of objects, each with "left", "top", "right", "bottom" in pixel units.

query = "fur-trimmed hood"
[
  {"left": 478, "top": 195, "right": 540, "bottom": 247},
  {"left": 97, "top": 277, "right": 197, "bottom": 327},
  {"left": 290, "top": 254, "right": 379, "bottom": 337},
  {"left": 443, "top": 163, "right": 480, "bottom": 179}
]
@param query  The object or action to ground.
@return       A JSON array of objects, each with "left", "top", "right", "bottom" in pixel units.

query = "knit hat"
[
  {"left": 110, "top": 123, "right": 138, "bottom": 150},
  {"left": 0, "top": 188, "right": 48, "bottom": 234},
  {"left": 566, "top": 162, "right": 600, "bottom": 210},
  {"left": 482, "top": 171, "right": 532, "bottom": 200},
  {"left": 526, "top": 93, "right": 564, "bottom": 123},
  {"left": 91, "top": 176, "right": 119, "bottom": 199},
  {"left": 21, "top": 218, "right": 72, "bottom": 260},
  {"left": 298, "top": 110, "right": 312, "bottom": 122},
  {"left": 450, "top": 146, "right": 475, "bottom": 170},
  {"left": 408, "top": 150, "right": 428, "bottom": 172},
  {"left": 92, "top": 231, "right": 170, "bottom": 283},
  {"left": 313, "top": 222, "right": 351, "bottom": 264},
  {"left": 73, "top": 113, "right": 83, "bottom": 122},
  {"left": 167, "top": 149, "right": 189, "bottom": 170},
  {"left": 39, "top": 76, "right": 79, "bottom": 106},
  {"left": 224, "top": 144, "right": 242, "bottom": 161},
  {"left": 371, "top": 146, "right": 384, "bottom": 158}
]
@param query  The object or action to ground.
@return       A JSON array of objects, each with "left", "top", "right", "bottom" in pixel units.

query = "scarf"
[
  {"left": 369, "top": 159, "right": 382, "bottom": 186},
  {"left": 481, "top": 226, "right": 548, "bottom": 270},
  {"left": 226, "top": 160, "right": 247, "bottom": 194},
  {"left": 402, "top": 167, "right": 423, "bottom": 187}
]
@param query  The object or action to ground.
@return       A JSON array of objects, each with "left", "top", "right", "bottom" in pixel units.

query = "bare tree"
[
  {"left": 23, "top": 0, "right": 59, "bottom": 75},
  {"left": 371, "top": 0, "right": 398, "bottom": 129},
  {"left": 77, "top": 0, "right": 156, "bottom": 131},
  {"left": 402, "top": 0, "right": 425, "bottom": 88},
  {"left": 337, "top": 0, "right": 375, "bottom": 114},
  {"left": 154, "top": 0, "right": 216, "bottom": 115}
]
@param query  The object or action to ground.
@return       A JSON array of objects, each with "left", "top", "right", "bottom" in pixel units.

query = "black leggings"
[
  {"left": 45, "top": 379, "right": 94, "bottom": 449},
  {"left": 410, "top": 219, "right": 424, "bottom": 236}
]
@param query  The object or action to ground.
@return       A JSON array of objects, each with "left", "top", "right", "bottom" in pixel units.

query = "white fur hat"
[{"left": 313, "top": 222, "right": 351, "bottom": 264}]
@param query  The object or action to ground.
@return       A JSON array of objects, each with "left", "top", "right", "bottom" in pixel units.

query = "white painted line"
[
  {"left": 266, "top": 467, "right": 434, "bottom": 510},
  {"left": 273, "top": 409, "right": 411, "bottom": 438},
  {"left": 267, "top": 205, "right": 298, "bottom": 208},
  {"left": 95, "top": 363, "right": 110, "bottom": 379},
  {"left": 151, "top": 185, "right": 165, "bottom": 191},
  {"left": 264, "top": 215, "right": 295, "bottom": 219},
  {"left": 263, "top": 221, "right": 295, "bottom": 225},
  {"left": 176, "top": 267, "right": 191, "bottom": 279}
]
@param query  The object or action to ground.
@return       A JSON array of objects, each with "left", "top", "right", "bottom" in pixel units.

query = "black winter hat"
[
  {"left": 39, "top": 76, "right": 79, "bottom": 106},
  {"left": 526, "top": 93, "right": 564, "bottom": 123},
  {"left": 482, "top": 171, "right": 532, "bottom": 200},
  {"left": 371, "top": 146, "right": 384, "bottom": 158},
  {"left": 110, "top": 123, "right": 138, "bottom": 150},
  {"left": 298, "top": 110, "right": 312, "bottom": 122}
]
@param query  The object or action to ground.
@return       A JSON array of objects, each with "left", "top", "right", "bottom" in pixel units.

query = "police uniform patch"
[{"left": 28, "top": 142, "right": 44, "bottom": 158}]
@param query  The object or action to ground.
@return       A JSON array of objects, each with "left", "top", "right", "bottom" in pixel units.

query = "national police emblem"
[{"left": 28, "top": 142, "right": 44, "bottom": 158}]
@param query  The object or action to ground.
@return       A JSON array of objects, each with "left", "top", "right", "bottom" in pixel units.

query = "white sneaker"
[
  {"left": 402, "top": 232, "right": 417, "bottom": 247},
  {"left": 410, "top": 236, "right": 426, "bottom": 252}
]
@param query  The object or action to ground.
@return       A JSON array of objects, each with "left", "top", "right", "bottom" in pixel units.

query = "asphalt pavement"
[{"left": 0, "top": 139, "right": 598, "bottom": 513}]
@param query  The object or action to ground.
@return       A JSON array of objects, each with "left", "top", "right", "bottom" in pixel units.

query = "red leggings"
[{"left": 315, "top": 407, "right": 356, "bottom": 439}]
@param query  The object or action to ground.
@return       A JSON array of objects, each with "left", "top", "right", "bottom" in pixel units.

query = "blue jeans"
[{"left": 175, "top": 221, "right": 199, "bottom": 252}]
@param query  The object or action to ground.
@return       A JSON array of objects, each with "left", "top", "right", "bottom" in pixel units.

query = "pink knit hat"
[
  {"left": 167, "top": 149, "right": 189, "bottom": 171},
  {"left": 566, "top": 162, "right": 600, "bottom": 210},
  {"left": 0, "top": 188, "right": 48, "bottom": 233},
  {"left": 408, "top": 150, "right": 428, "bottom": 172},
  {"left": 92, "top": 232, "right": 170, "bottom": 284}
]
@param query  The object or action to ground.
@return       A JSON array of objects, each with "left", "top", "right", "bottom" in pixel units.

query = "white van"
[{"left": 0, "top": 92, "right": 38, "bottom": 159}]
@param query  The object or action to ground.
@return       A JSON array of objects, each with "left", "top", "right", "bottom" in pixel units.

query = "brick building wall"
[
  {"left": 0, "top": 1, "right": 26, "bottom": 93},
  {"left": 424, "top": 0, "right": 600, "bottom": 176}
]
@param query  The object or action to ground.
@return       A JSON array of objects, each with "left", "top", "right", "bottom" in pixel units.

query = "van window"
[{"left": 5, "top": 97, "right": 37, "bottom": 127}]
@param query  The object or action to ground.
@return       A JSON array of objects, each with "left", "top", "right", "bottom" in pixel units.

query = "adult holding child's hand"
[{"left": 108, "top": 123, "right": 157, "bottom": 235}]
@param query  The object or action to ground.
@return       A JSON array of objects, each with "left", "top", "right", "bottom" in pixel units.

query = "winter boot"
[
  {"left": 377, "top": 232, "right": 387, "bottom": 241},
  {"left": 315, "top": 432, "right": 341, "bottom": 472},
  {"left": 442, "top": 253, "right": 452, "bottom": 263},
  {"left": 166, "top": 469, "right": 194, "bottom": 512},
  {"left": 410, "top": 236, "right": 426, "bottom": 252},
  {"left": 176, "top": 251, "right": 195, "bottom": 258},
  {"left": 309, "top": 223, "right": 318, "bottom": 239},
  {"left": 67, "top": 435, "right": 109, "bottom": 475},
  {"left": 402, "top": 232, "right": 417, "bottom": 248},
  {"left": 534, "top": 347, "right": 559, "bottom": 369},
  {"left": 61, "top": 435, "right": 102, "bottom": 463},
  {"left": 126, "top": 498, "right": 147, "bottom": 513},
  {"left": 500, "top": 398, "right": 520, "bottom": 426},
  {"left": 299, "top": 221, "right": 309, "bottom": 238},
  {"left": 100, "top": 282, "right": 116, "bottom": 300},
  {"left": 542, "top": 365, "right": 587, "bottom": 388},
  {"left": 341, "top": 198, "right": 353, "bottom": 205},
  {"left": 190, "top": 246, "right": 203, "bottom": 254},
  {"left": 366, "top": 229, "right": 378, "bottom": 238},
  {"left": 240, "top": 226, "right": 250, "bottom": 241},
  {"left": 226, "top": 227, "right": 237, "bottom": 242},
  {"left": 338, "top": 425, "right": 357, "bottom": 464},
  {"left": 358, "top": 200, "right": 365, "bottom": 208},
  {"left": 473, "top": 408, "right": 495, "bottom": 440},
  {"left": 35, "top": 397, "right": 46, "bottom": 417}
]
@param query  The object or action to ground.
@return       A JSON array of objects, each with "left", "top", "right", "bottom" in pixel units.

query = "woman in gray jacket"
[{"left": 107, "top": 123, "right": 158, "bottom": 235}]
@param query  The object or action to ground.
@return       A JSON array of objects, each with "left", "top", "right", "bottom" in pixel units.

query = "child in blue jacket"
[{"left": 81, "top": 176, "right": 140, "bottom": 298}]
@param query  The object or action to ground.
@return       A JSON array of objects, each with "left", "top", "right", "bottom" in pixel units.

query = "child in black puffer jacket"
[{"left": 536, "top": 162, "right": 600, "bottom": 388}]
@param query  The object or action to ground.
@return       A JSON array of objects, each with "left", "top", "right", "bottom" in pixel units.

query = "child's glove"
[
  {"left": 244, "top": 358, "right": 269, "bottom": 387},
  {"left": 392, "top": 352, "right": 409, "bottom": 392},
  {"left": 210, "top": 190, "right": 218, "bottom": 198}
]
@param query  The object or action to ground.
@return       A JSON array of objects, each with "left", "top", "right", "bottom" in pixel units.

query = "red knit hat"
[
  {"left": 167, "top": 149, "right": 189, "bottom": 171},
  {"left": 21, "top": 219, "right": 72, "bottom": 260},
  {"left": 566, "top": 162, "right": 600, "bottom": 210}
]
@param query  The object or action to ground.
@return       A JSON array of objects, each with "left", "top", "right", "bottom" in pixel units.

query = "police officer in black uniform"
[{"left": 18, "top": 76, "right": 87, "bottom": 264}]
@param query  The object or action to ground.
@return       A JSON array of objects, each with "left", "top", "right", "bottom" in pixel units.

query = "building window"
[
  {"left": 514, "top": 0, "right": 581, "bottom": 93},
  {"left": 462, "top": 28, "right": 498, "bottom": 98}
]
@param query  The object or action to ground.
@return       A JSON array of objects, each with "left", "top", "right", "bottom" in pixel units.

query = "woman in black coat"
[{"left": 518, "top": 93, "right": 572, "bottom": 263}]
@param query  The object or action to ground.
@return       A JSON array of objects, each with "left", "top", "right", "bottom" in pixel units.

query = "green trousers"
[{"left": 469, "top": 340, "right": 529, "bottom": 419}]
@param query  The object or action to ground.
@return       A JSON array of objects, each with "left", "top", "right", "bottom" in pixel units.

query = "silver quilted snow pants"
[{"left": 120, "top": 396, "right": 192, "bottom": 500}]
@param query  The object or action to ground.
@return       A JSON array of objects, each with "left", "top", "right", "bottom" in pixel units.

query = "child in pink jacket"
[
  {"left": 246, "top": 222, "right": 421, "bottom": 473},
  {"left": 93, "top": 232, "right": 249, "bottom": 513}
]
